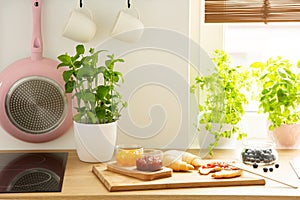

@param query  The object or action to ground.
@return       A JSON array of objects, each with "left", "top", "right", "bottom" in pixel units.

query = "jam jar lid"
[{"left": 241, "top": 138, "right": 278, "bottom": 165}]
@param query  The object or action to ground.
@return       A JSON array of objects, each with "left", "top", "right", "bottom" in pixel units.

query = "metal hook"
[
  {"left": 127, "top": 0, "right": 131, "bottom": 8},
  {"left": 80, "top": 0, "right": 83, "bottom": 8}
]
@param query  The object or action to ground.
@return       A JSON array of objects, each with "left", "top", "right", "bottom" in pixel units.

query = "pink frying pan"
[{"left": 0, "top": 0, "right": 72, "bottom": 143}]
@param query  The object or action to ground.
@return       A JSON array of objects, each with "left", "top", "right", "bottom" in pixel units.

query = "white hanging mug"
[
  {"left": 63, "top": 6, "right": 97, "bottom": 43},
  {"left": 111, "top": 7, "right": 144, "bottom": 43}
]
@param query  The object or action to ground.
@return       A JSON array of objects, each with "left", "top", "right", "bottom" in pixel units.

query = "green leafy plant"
[
  {"left": 191, "top": 50, "right": 249, "bottom": 156},
  {"left": 57, "top": 44, "right": 127, "bottom": 124},
  {"left": 250, "top": 56, "right": 300, "bottom": 130}
]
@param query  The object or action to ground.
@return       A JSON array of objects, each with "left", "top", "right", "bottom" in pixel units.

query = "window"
[
  {"left": 223, "top": 23, "right": 300, "bottom": 111},
  {"left": 224, "top": 23, "right": 300, "bottom": 66}
]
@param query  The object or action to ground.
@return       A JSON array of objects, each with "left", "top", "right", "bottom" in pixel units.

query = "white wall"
[
  {"left": 0, "top": 0, "right": 274, "bottom": 151},
  {"left": 0, "top": 0, "right": 192, "bottom": 150}
]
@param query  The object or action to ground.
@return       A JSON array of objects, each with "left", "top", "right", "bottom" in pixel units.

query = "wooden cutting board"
[{"left": 92, "top": 164, "right": 265, "bottom": 192}]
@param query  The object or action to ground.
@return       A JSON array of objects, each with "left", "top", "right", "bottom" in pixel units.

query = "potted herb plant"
[
  {"left": 250, "top": 56, "right": 300, "bottom": 147},
  {"left": 191, "top": 50, "right": 249, "bottom": 157},
  {"left": 57, "top": 44, "right": 127, "bottom": 162}
]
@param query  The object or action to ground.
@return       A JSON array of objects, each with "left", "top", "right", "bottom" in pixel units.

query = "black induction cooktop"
[{"left": 0, "top": 152, "right": 68, "bottom": 193}]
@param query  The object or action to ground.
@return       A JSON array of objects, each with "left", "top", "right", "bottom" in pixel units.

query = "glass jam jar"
[
  {"left": 115, "top": 144, "right": 143, "bottom": 167},
  {"left": 136, "top": 149, "right": 163, "bottom": 172},
  {"left": 241, "top": 138, "right": 278, "bottom": 165}
]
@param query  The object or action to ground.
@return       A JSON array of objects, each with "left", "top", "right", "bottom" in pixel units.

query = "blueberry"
[
  {"left": 269, "top": 168, "right": 273, "bottom": 172},
  {"left": 263, "top": 167, "right": 268, "bottom": 172},
  {"left": 275, "top": 163, "right": 280, "bottom": 168},
  {"left": 253, "top": 163, "right": 258, "bottom": 168},
  {"left": 242, "top": 148, "right": 277, "bottom": 165}
]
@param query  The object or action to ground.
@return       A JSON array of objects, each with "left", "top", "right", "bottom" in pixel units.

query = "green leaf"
[
  {"left": 277, "top": 68, "right": 287, "bottom": 78},
  {"left": 73, "top": 60, "right": 83, "bottom": 69},
  {"left": 98, "top": 66, "right": 106, "bottom": 73},
  {"left": 277, "top": 89, "right": 287, "bottom": 102},
  {"left": 114, "top": 71, "right": 124, "bottom": 82},
  {"left": 89, "top": 48, "right": 95, "bottom": 54},
  {"left": 82, "top": 92, "right": 95, "bottom": 102},
  {"left": 57, "top": 62, "right": 67, "bottom": 69},
  {"left": 77, "top": 66, "right": 93, "bottom": 79},
  {"left": 282, "top": 67, "right": 293, "bottom": 76},
  {"left": 87, "top": 111, "right": 97, "bottom": 124},
  {"left": 62, "top": 70, "right": 74, "bottom": 82},
  {"left": 57, "top": 54, "right": 72, "bottom": 65},
  {"left": 76, "top": 44, "right": 85, "bottom": 55},
  {"left": 65, "top": 80, "right": 75, "bottom": 93},
  {"left": 105, "top": 60, "right": 112, "bottom": 69},
  {"left": 96, "top": 86, "right": 110, "bottom": 100},
  {"left": 282, "top": 78, "right": 293, "bottom": 85},
  {"left": 261, "top": 89, "right": 270, "bottom": 95},
  {"left": 250, "top": 62, "right": 265, "bottom": 69},
  {"left": 113, "top": 73, "right": 120, "bottom": 82},
  {"left": 73, "top": 113, "right": 84, "bottom": 122},
  {"left": 96, "top": 107, "right": 106, "bottom": 120},
  {"left": 260, "top": 73, "right": 268, "bottom": 80},
  {"left": 237, "top": 133, "right": 247, "bottom": 140}
]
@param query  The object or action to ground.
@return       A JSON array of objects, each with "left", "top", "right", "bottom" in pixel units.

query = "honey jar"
[{"left": 115, "top": 144, "right": 143, "bottom": 167}]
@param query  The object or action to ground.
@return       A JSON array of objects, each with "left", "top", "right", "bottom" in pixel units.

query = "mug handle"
[
  {"left": 122, "top": 7, "right": 140, "bottom": 20},
  {"left": 75, "top": 2, "right": 94, "bottom": 20}
]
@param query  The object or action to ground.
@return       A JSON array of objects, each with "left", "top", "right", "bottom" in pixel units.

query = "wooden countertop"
[{"left": 0, "top": 149, "right": 299, "bottom": 200}]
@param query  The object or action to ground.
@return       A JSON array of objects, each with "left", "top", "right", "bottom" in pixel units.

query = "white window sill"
[{"left": 190, "top": 112, "right": 300, "bottom": 150}]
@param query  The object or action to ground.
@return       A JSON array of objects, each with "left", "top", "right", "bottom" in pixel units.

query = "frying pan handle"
[{"left": 31, "top": 0, "right": 43, "bottom": 61}]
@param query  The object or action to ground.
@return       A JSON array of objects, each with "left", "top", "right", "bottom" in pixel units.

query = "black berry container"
[{"left": 241, "top": 138, "right": 278, "bottom": 165}]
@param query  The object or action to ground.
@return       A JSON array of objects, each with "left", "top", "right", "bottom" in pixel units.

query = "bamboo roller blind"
[{"left": 205, "top": 0, "right": 300, "bottom": 23}]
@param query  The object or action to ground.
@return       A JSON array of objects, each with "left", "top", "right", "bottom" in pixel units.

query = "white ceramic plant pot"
[
  {"left": 73, "top": 121, "right": 117, "bottom": 163},
  {"left": 270, "top": 124, "right": 300, "bottom": 148}
]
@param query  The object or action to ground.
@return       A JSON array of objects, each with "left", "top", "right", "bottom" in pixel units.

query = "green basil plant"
[
  {"left": 191, "top": 50, "right": 249, "bottom": 156},
  {"left": 57, "top": 44, "right": 127, "bottom": 124},
  {"left": 250, "top": 56, "right": 300, "bottom": 130}
]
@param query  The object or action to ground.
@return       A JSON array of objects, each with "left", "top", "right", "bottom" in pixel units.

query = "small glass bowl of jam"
[
  {"left": 241, "top": 138, "right": 278, "bottom": 165},
  {"left": 136, "top": 149, "right": 163, "bottom": 172},
  {"left": 115, "top": 144, "right": 143, "bottom": 167}
]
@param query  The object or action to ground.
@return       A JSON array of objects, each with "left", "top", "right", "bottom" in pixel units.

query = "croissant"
[
  {"left": 166, "top": 159, "right": 194, "bottom": 171},
  {"left": 182, "top": 152, "right": 202, "bottom": 167},
  {"left": 163, "top": 152, "right": 194, "bottom": 171},
  {"left": 162, "top": 150, "right": 202, "bottom": 171}
]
